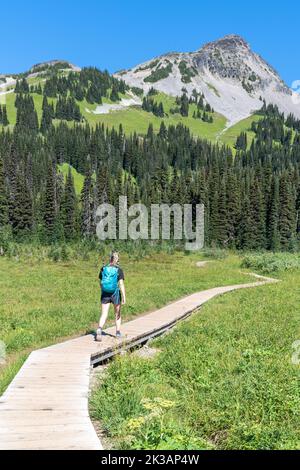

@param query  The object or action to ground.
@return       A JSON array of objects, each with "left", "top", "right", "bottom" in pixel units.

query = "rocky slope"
[{"left": 115, "top": 35, "right": 300, "bottom": 126}]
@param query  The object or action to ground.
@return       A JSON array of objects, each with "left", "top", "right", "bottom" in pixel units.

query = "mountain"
[
  {"left": 28, "top": 60, "right": 81, "bottom": 75},
  {"left": 115, "top": 34, "right": 300, "bottom": 126},
  {"left": 0, "top": 60, "right": 81, "bottom": 98},
  {"left": 0, "top": 60, "right": 80, "bottom": 87},
  {"left": 1, "top": 39, "right": 300, "bottom": 147}
]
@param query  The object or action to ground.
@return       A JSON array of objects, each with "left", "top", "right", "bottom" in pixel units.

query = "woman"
[{"left": 96, "top": 251, "right": 126, "bottom": 341}]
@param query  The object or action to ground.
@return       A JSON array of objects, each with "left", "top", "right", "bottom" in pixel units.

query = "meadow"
[
  {"left": 80, "top": 91, "right": 228, "bottom": 141},
  {"left": 90, "top": 252, "right": 300, "bottom": 450},
  {"left": 1, "top": 86, "right": 260, "bottom": 148},
  {"left": 1, "top": 246, "right": 299, "bottom": 450},
  {"left": 0, "top": 246, "right": 249, "bottom": 395}
]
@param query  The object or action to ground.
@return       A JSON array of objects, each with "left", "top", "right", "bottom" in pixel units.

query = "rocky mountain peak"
[
  {"left": 115, "top": 35, "right": 300, "bottom": 126},
  {"left": 201, "top": 34, "right": 250, "bottom": 52}
]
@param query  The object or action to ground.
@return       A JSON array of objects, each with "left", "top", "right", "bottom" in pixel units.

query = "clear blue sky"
[{"left": 2, "top": 0, "right": 299, "bottom": 86}]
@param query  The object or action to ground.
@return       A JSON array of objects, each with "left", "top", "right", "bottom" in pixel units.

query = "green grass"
[
  {"left": 1, "top": 247, "right": 299, "bottom": 449},
  {"left": 0, "top": 251, "right": 251, "bottom": 395},
  {"left": 81, "top": 91, "right": 227, "bottom": 140},
  {"left": 219, "top": 114, "right": 262, "bottom": 149},
  {"left": 90, "top": 255, "right": 300, "bottom": 450},
  {"left": 2, "top": 83, "right": 265, "bottom": 146},
  {"left": 0, "top": 92, "right": 17, "bottom": 127},
  {"left": 57, "top": 163, "right": 85, "bottom": 195},
  {"left": 0, "top": 71, "right": 265, "bottom": 148},
  {"left": 0, "top": 92, "right": 56, "bottom": 127},
  {"left": 0, "top": 84, "right": 228, "bottom": 141}
]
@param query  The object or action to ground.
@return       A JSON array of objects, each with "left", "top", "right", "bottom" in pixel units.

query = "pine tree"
[
  {"left": 180, "top": 93, "right": 189, "bottom": 117},
  {"left": 110, "top": 85, "right": 120, "bottom": 102},
  {"left": 159, "top": 121, "right": 167, "bottom": 139},
  {"left": 81, "top": 169, "right": 94, "bottom": 237},
  {"left": 96, "top": 165, "right": 109, "bottom": 204},
  {"left": 43, "top": 161, "right": 57, "bottom": 242},
  {"left": 157, "top": 102, "right": 164, "bottom": 117},
  {"left": 0, "top": 106, "right": 9, "bottom": 126},
  {"left": 278, "top": 173, "right": 296, "bottom": 250},
  {"left": 235, "top": 132, "right": 247, "bottom": 151},
  {"left": 267, "top": 176, "right": 280, "bottom": 251},
  {"left": 40, "top": 96, "right": 53, "bottom": 133},
  {"left": 226, "top": 170, "right": 241, "bottom": 247},
  {"left": 11, "top": 170, "right": 33, "bottom": 234},
  {"left": 0, "top": 154, "right": 8, "bottom": 227},
  {"left": 61, "top": 167, "right": 77, "bottom": 240},
  {"left": 296, "top": 184, "right": 300, "bottom": 238}
]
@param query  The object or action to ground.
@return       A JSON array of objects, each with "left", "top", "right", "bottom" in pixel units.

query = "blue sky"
[{"left": 1, "top": 0, "right": 299, "bottom": 86}]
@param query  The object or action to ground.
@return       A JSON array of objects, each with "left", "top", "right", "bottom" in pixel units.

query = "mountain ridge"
[{"left": 115, "top": 34, "right": 300, "bottom": 126}]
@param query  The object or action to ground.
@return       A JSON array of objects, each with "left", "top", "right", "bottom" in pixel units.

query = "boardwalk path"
[{"left": 0, "top": 271, "right": 278, "bottom": 450}]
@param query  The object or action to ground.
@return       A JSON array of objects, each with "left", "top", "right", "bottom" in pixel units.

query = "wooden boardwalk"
[{"left": 0, "top": 273, "right": 277, "bottom": 450}]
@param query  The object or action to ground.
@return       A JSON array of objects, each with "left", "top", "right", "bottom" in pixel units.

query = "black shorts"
[{"left": 101, "top": 289, "right": 121, "bottom": 305}]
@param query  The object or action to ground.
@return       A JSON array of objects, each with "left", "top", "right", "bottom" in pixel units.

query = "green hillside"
[
  {"left": 219, "top": 114, "right": 262, "bottom": 148},
  {"left": 0, "top": 91, "right": 56, "bottom": 126},
  {"left": 81, "top": 91, "right": 227, "bottom": 140},
  {"left": 0, "top": 68, "right": 263, "bottom": 148},
  {"left": 57, "top": 163, "right": 85, "bottom": 194}
]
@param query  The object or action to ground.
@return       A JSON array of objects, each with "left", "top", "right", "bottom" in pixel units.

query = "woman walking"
[{"left": 96, "top": 251, "right": 126, "bottom": 341}]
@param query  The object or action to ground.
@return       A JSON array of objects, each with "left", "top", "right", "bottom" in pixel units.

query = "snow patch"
[
  {"left": 0, "top": 77, "right": 16, "bottom": 91},
  {"left": 91, "top": 96, "right": 142, "bottom": 115}
]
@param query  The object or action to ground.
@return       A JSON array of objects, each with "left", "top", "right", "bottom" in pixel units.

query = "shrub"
[
  {"left": 48, "top": 246, "right": 62, "bottom": 262},
  {"left": 144, "top": 64, "right": 173, "bottom": 83},
  {"left": 0, "top": 225, "right": 13, "bottom": 254},
  {"left": 241, "top": 252, "right": 300, "bottom": 273}
]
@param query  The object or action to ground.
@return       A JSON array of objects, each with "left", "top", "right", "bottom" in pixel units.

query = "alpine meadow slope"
[{"left": 1, "top": 35, "right": 300, "bottom": 144}]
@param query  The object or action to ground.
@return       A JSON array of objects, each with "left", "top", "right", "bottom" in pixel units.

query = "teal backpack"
[{"left": 101, "top": 264, "right": 119, "bottom": 293}]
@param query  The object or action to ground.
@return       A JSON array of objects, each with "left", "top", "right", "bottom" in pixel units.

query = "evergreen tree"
[
  {"left": 267, "top": 177, "right": 280, "bottom": 251},
  {"left": 110, "top": 85, "right": 120, "bottom": 102},
  {"left": 96, "top": 165, "right": 109, "bottom": 204},
  {"left": 226, "top": 170, "right": 241, "bottom": 247},
  {"left": 278, "top": 173, "right": 296, "bottom": 250},
  {"left": 0, "top": 105, "right": 9, "bottom": 126},
  {"left": 10, "top": 170, "right": 33, "bottom": 234},
  {"left": 235, "top": 132, "right": 247, "bottom": 151},
  {"left": 61, "top": 167, "right": 77, "bottom": 240},
  {"left": 15, "top": 95, "right": 39, "bottom": 131},
  {"left": 43, "top": 161, "right": 57, "bottom": 242},
  {"left": 81, "top": 168, "right": 94, "bottom": 237},
  {"left": 40, "top": 95, "right": 53, "bottom": 133},
  {"left": 0, "top": 154, "right": 8, "bottom": 227},
  {"left": 180, "top": 93, "right": 189, "bottom": 117}
]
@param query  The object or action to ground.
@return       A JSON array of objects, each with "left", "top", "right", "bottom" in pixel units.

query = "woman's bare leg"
[
  {"left": 99, "top": 303, "right": 110, "bottom": 329},
  {"left": 114, "top": 304, "right": 122, "bottom": 333}
]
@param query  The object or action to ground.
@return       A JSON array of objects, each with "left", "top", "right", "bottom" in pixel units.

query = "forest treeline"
[
  {"left": 18, "top": 67, "right": 128, "bottom": 104},
  {"left": 0, "top": 90, "right": 300, "bottom": 250}
]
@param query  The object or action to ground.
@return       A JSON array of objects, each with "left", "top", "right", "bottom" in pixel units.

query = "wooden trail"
[{"left": 0, "top": 272, "right": 278, "bottom": 450}]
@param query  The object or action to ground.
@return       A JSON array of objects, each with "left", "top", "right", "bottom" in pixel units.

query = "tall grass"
[{"left": 90, "top": 256, "right": 300, "bottom": 450}]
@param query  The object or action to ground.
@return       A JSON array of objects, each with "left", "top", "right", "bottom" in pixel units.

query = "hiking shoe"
[
  {"left": 116, "top": 331, "right": 122, "bottom": 339},
  {"left": 95, "top": 328, "right": 102, "bottom": 342}
]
